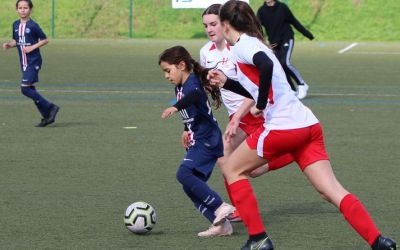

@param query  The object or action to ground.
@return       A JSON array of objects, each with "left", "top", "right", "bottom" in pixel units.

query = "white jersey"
[
  {"left": 233, "top": 33, "right": 318, "bottom": 130},
  {"left": 200, "top": 41, "right": 244, "bottom": 116}
]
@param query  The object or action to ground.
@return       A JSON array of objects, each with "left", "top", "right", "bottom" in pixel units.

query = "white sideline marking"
[
  {"left": 123, "top": 127, "right": 137, "bottom": 129},
  {"left": 312, "top": 92, "right": 400, "bottom": 97},
  {"left": 338, "top": 42, "right": 358, "bottom": 54},
  {"left": 347, "top": 51, "right": 400, "bottom": 55}
]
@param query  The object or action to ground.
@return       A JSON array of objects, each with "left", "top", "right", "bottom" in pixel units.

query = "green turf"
[
  {"left": 0, "top": 40, "right": 399, "bottom": 249},
  {"left": 1, "top": 0, "right": 399, "bottom": 40}
]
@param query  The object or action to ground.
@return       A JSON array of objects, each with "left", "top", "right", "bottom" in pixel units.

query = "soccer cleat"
[
  {"left": 296, "top": 83, "right": 309, "bottom": 100},
  {"left": 228, "top": 209, "right": 242, "bottom": 222},
  {"left": 213, "top": 202, "right": 235, "bottom": 226},
  {"left": 372, "top": 235, "right": 397, "bottom": 250},
  {"left": 241, "top": 235, "right": 274, "bottom": 250},
  {"left": 197, "top": 220, "right": 233, "bottom": 237},
  {"left": 45, "top": 104, "right": 60, "bottom": 125},
  {"left": 35, "top": 118, "right": 48, "bottom": 127}
]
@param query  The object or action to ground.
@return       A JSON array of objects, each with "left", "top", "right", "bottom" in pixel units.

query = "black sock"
[{"left": 249, "top": 232, "right": 267, "bottom": 242}]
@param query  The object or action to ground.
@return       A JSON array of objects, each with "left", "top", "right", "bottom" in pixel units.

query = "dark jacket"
[{"left": 257, "top": 1, "right": 314, "bottom": 45}]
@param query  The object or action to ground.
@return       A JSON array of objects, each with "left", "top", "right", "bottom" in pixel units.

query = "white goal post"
[{"left": 172, "top": 0, "right": 250, "bottom": 9}]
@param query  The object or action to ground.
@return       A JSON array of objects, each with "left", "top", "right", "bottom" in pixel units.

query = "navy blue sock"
[
  {"left": 176, "top": 165, "right": 223, "bottom": 212},
  {"left": 21, "top": 86, "right": 52, "bottom": 118},
  {"left": 183, "top": 185, "right": 215, "bottom": 223}
]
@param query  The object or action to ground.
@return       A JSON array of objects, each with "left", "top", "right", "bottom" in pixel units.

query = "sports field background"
[
  {"left": 0, "top": 40, "right": 399, "bottom": 249},
  {"left": 1, "top": 0, "right": 399, "bottom": 40}
]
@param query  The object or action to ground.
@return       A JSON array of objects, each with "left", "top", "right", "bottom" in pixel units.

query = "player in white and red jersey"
[
  {"left": 197, "top": 4, "right": 295, "bottom": 233},
  {"left": 207, "top": 1, "right": 396, "bottom": 250}
]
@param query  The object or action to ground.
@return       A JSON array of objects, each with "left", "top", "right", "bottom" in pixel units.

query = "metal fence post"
[
  {"left": 129, "top": 0, "right": 133, "bottom": 38},
  {"left": 51, "top": 0, "right": 55, "bottom": 38}
]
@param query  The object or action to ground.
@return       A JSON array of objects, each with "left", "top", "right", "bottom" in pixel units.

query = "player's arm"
[
  {"left": 208, "top": 70, "right": 253, "bottom": 99},
  {"left": 285, "top": 5, "right": 314, "bottom": 40},
  {"left": 161, "top": 89, "right": 202, "bottom": 119},
  {"left": 23, "top": 38, "right": 49, "bottom": 54},
  {"left": 173, "top": 89, "right": 202, "bottom": 111},
  {"left": 2, "top": 40, "right": 17, "bottom": 50},
  {"left": 251, "top": 51, "right": 273, "bottom": 116}
]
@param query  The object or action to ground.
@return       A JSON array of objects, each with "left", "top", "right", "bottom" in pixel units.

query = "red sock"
[
  {"left": 339, "top": 194, "right": 380, "bottom": 246},
  {"left": 223, "top": 177, "right": 235, "bottom": 206},
  {"left": 229, "top": 179, "right": 265, "bottom": 235},
  {"left": 268, "top": 153, "right": 294, "bottom": 171}
]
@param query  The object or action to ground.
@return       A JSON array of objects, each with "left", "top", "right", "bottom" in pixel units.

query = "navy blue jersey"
[
  {"left": 12, "top": 19, "right": 47, "bottom": 71},
  {"left": 175, "top": 73, "right": 222, "bottom": 148}
]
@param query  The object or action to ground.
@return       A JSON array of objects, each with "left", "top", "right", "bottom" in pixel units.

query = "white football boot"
[
  {"left": 197, "top": 220, "right": 233, "bottom": 237},
  {"left": 296, "top": 83, "right": 309, "bottom": 100},
  {"left": 213, "top": 202, "right": 236, "bottom": 226}
]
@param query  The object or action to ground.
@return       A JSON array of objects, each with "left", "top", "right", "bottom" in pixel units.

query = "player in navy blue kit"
[
  {"left": 2, "top": 0, "right": 59, "bottom": 127},
  {"left": 159, "top": 46, "right": 235, "bottom": 237}
]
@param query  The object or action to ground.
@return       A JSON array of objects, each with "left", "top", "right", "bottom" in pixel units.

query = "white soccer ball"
[{"left": 124, "top": 201, "right": 156, "bottom": 234}]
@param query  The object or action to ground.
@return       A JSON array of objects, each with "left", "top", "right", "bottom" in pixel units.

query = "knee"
[
  {"left": 176, "top": 165, "right": 191, "bottom": 185},
  {"left": 217, "top": 157, "right": 228, "bottom": 173}
]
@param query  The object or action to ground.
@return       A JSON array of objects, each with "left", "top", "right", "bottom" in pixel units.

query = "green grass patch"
[
  {"left": 0, "top": 0, "right": 399, "bottom": 40},
  {"left": 0, "top": 40, "right": 399, "bottom": 249}
]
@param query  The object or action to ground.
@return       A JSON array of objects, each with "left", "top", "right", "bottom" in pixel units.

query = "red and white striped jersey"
[{"left": 233, "top": 34, "right": 318, "bottom": 130}]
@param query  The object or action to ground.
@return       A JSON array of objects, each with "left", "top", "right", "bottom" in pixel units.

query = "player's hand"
[
  {"left": 22, "top": 46, "right": 34, "bottom": 54},
  {"left": 207, "top": 70, "right": 227, "bottom": 88},
  {"left": 224, "top": 116, "right": 240, "bottom": 142},
  {"left": 2, "top": 43, "right": 12, "bottom": 50},
  {"left": 181, "top": 131, "right": 189, "bottom": 149},
  {"left": 161, "top": 106, "right": 178, "bottom": 119},
  {"left": 250, "top": 106, "right": 263, "bottom": 117}
]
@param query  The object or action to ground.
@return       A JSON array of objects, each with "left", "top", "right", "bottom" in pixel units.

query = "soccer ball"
[{"left": 124, "top": 201, "right": 156, "bottom": 234}]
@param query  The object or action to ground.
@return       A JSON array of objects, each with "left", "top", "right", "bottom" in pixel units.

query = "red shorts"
[
  {"left": 229, "top": 112, "right": 264, "bottom": 136},
  {"left": 246, "top": 123, "right": 329, "bottom": 171}
]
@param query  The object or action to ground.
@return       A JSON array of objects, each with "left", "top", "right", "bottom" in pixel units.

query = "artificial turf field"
[{"left": 0, "top": 40, "right": 399, "bottom": 249}]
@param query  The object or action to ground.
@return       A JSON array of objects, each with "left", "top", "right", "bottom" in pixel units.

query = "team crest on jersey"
[
  {"left": 35, "top": 66, "right": 40, "bottom": 70},
  {"left": 25, "top": 28, "right": 31, "bottom": 34}
]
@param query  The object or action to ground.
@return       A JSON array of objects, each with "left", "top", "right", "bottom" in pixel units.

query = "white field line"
[
  {"left": 1, "top": 88, "right": 400, "bottom": 98},
  {"left": 338, "top": 42, "right": 358, "bottom": 54},
  {"left": 346, "top": 51, "right": 400, "bottom": 55},
  {"left": 312, "top": 92, "right": 400, "bottom": 97}
]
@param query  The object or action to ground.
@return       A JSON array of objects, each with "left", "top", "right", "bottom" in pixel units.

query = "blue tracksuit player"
[{"left": 3, "top": 0, "right": 59, "bottom": 127}]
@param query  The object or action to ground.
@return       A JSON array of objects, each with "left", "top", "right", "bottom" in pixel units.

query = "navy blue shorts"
[
  {"left": 21, "top": 65, "right": 41, "bottom": 84},
  {"left": 180, "top": 139, "right": 223, "bottom": 179}
]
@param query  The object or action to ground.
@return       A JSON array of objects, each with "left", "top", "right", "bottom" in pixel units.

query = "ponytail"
[{"left": 192, "top": 60, "right": 222, "bottom": 109}]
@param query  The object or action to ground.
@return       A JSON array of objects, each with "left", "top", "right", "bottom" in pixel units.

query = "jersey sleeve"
[
  {"left": 12, "top": 22, "right": 17, "bottom": 40},
  {"left": 173, "top": 88, "right": 202, "bottom": 110},
  {"left": 284, "top": 4, "right": 314, "bottom": 40},
  {"left": 235, "top": 38, "right": 263, "bottom": 66},
  {"left": 34, "top": 23, "right": 47, "bottom": 40}
]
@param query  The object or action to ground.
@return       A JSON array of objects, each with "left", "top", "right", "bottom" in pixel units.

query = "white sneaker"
[
  {"left": 213, "top": 202, "right": 235, "bottom": 226},
  {"left": 197, "top": 220, "right": 233, "bottom": 237},
  {"left": 296, "top": 83, "right": 309, "bottom": 100}
]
